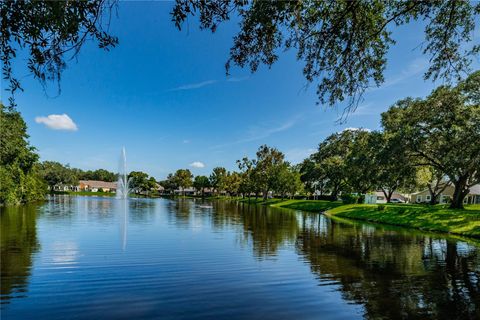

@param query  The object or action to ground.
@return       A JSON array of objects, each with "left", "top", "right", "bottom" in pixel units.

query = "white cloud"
[
  {"left": 189, "top": 161, "right": 205, "bottom": 168},
  {"left": 169, "top": 80, "right": 217, "bottom": 91},
  {"left": 35, "top": 114, "right": 78, "bottom": 131}
]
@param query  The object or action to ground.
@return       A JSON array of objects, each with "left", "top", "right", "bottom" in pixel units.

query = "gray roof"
[
  {"left": 469, "top": 184, "right": 480, "bottom": 195},
  {"left": 79, "top": 180, "right": 117, "bottom": 189}
]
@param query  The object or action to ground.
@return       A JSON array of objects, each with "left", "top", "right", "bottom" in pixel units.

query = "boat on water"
[{"left": 198, "top": 205, "right": 213, "bottom": 209}]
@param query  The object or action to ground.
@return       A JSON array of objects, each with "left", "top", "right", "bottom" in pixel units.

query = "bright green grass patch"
[
  {"left": 270, "top": 199, "right": 343, "bottom": 212},
  {"left": 235, "top": 198, "right": 342, "bottom": 213},
  {"left": 326, "top": 203, "right": 480, "bottom": 238}
]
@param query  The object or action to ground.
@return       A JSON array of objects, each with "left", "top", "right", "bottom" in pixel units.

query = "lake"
[{"left": 1, "top": 196, "right": 479, "bottom": 319}]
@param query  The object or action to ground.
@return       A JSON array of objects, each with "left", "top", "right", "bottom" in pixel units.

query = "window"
[
  {"left": 377, "top": 196, "right": 384, "bottom": 200},
  {"left": 426, "top": 195, "right": 431, "bottom": 201},
  {"left": 416, "top": 195, "right": 422, "bottom": 202}
]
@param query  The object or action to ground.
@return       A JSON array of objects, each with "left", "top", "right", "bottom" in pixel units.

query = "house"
[
  {"left": 411, "top": 184, "right": 480, "bottom": 205},
  {"left": 53, "top": 184, "right": 80, "bottom": 192},
  {"left": 364, "top": 191, "right": 408, "bottom": 204},
  {"left": 173, "top": 187, "right": 196, "bottom": 196},
  {"left": 79, "top": 180, "right": 117, "bottom": 192}
]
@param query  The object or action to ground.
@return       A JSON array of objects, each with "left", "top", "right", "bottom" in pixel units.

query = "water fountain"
[
  {"left": 116, "top": 147, "right": 131, "bottom": 199},
  {"left": 116, "top": 147, "right": 130, "bottom": 250}
]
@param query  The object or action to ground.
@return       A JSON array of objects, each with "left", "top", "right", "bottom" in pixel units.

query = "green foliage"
[
  {"left": 173, "top": 169, "right": 193, "bottom": 193},
  {"left": 273, "top": 163, "right": 303, "bottom": 199},
  {"left": 173, "top": 1, "right": 479, "bottom": 114},
  {"left": 341, "top": 194, "right": 359, "bottom": 204},
  {"left": 38, "top": 161, "right": 78, "bottom": 190},
  {"left": 209, "top": 167, "right": 227, "bottom": 193},
  {"left": 128, "top": 171, "right": 151, "bottom": 193},
  {"left": 382, "top": 71, "right": 480, "bottom": 208},
  {"left": 224, "top": 171, "right": 241, "bottom": 196},
  {"left": 160, "top": 173, "right": 179, "bottom": 194},
  {"left": 79, "top": 169, "right": 117, "bottom": 182},
  {"left": 193, "top": 175, "right": 210, "bottom": 196},
  {"left": 0, "top": 104, "right": 46, "bottom": 205}
]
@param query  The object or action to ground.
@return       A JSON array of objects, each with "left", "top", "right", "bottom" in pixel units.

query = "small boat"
[{"left": 198, "top": 205, "right": 213, "bottom": 209}]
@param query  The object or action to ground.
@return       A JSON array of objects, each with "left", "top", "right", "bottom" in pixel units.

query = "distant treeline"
[{"left": 1, "top": 72, "right": 478, "bottom": 208}]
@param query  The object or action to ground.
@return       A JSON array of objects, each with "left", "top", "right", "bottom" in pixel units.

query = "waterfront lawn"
[
  {"left": 236, "top": 198, "right": 343, "bottom": 212},
  {"left": 326, "top": 203, "right": 480, "bottom": 238},
  {"left": 271, "top": 199, "right": 343, "bottom": 212}
]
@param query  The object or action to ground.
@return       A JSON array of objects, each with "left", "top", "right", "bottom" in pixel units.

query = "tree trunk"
[
  {"left": 263, "top": 190, "right": 268, "bottom": 201},
  {"left": 450, "top": 178, "right": 469, "bottom": 209}
]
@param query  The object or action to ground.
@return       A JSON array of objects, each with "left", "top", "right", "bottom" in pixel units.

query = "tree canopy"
[
  {"left": 3, "top": 1, "right": 478, "bottom": 114},
  {"left": 1, "top": 0, "right": 118, "bottom": 105},
  {"left": 0, "top": 104, "right": 46, "bottom": 205},
  {"left": 382, "top": 71, "right": 480, "bottom": 208},
  {"left": 173, "top": 0, "right": 480, "bottom": 115}
]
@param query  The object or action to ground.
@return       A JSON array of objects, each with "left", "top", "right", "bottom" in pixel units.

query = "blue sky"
[{"left": 3, "top": 2, "right": 479, "bottom": 179}]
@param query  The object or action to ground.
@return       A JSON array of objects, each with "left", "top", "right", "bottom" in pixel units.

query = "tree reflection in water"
[
  {"left": 295, "top": 214, "right": 480, "bottom": 319},
  {"left": 0, "top": 205, "right": 39, "bottom": 304},
  {"left": 210, "top": 202, "right": 480, "bottom": 319},
  {"left": 1, "top": 198, "right": 479, "bottom": 319}
]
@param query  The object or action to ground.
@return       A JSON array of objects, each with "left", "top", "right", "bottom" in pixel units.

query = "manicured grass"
[
  {"left": 235, "top": 198, "right": 343, "bottom": 212},
  {"left": 325, "top": 203, "right": 480, "bottom": 238},
  {"left": 270, "top": 199, "right": 343, "bottom": 212}
]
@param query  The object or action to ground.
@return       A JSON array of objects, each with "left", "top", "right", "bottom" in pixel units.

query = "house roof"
[
  {"left": 79, "top": 180, "right": 117, "bottom": 189},
  {"left": 470, "top": 184, "right": 480, "bottom": 195}
]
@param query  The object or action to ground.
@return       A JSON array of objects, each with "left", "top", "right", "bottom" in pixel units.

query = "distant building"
[
  {"left": 410, "top": 184, "right": 480, "bottom": 205},
  {"left": 173, "top": 187, "right": 196, "bottom": 196},
  {"left": 364, "top": 191, "right": 408, "bottom": 204},
  {"left": 53, "top": 184, "right": 79, "bottom": 192},
  {"left": 79, "top": 180, "right": 117, "bottom": 192}
]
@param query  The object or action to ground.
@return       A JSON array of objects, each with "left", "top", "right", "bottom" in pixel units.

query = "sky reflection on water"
[{"left": 1, "top": 196, "right": 479, "bottom": 319}]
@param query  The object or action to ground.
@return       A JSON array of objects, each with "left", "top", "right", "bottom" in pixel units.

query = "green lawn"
[
  {"left": 325, "top": 203, "right": 480, "bottom": 238},
  {"left": 236, "top": 198, "right": 343, "bottom": 212},
  {"left": 270, "top": 199, "right": 343, "bottom": 212}
]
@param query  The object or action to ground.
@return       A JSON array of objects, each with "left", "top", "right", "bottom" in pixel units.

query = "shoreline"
[
  {"left": 208, "top": 197, "right": 480, "bottom": 239},
  {"left": 35, "top": 194, "right": 480, "bottom": 239}
]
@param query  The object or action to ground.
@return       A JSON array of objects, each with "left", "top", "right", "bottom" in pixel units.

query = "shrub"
[
  {"left": 357, "top": 194, "right": 365, "bottom": 204},
  {"left": 98, "top": 188, "right": 104, "bottom": 193},
  {"left": 341, "top": 193, "right": 359, "bottom": 204},
  {"left": 377, "top": 205, "right": 386, "bottom": 211}
]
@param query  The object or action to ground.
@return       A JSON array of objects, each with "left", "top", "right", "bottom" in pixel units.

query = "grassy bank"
[
  {"left": 235, "top": 198, "right": 343, "bottom": 212},
  {"left": 325, "top": 203, "right": 480, "bottom": 238},
  {"left": 227, "top": 197, "right": 480, "bottom": 238}
]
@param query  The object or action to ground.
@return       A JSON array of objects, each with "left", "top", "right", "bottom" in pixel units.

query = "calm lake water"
[{"left": 1, "top": 196, "right": 480, "bottom": 319}]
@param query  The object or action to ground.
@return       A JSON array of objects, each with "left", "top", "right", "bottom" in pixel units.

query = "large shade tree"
[
  {"left": 382, "top": 71, "right": 480, "bottom": 208},
  {"left": 193, "top": 175, "right": 210, "bottom": 197},
  {"left": 0, "top": 104, "right": 46, "bottom": 204},
  {"left": 38, "top": 161, "right": 78, "bottom": 191},
  {"left": 173, "top": 169, "right": 193, "bottom": 195}
]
